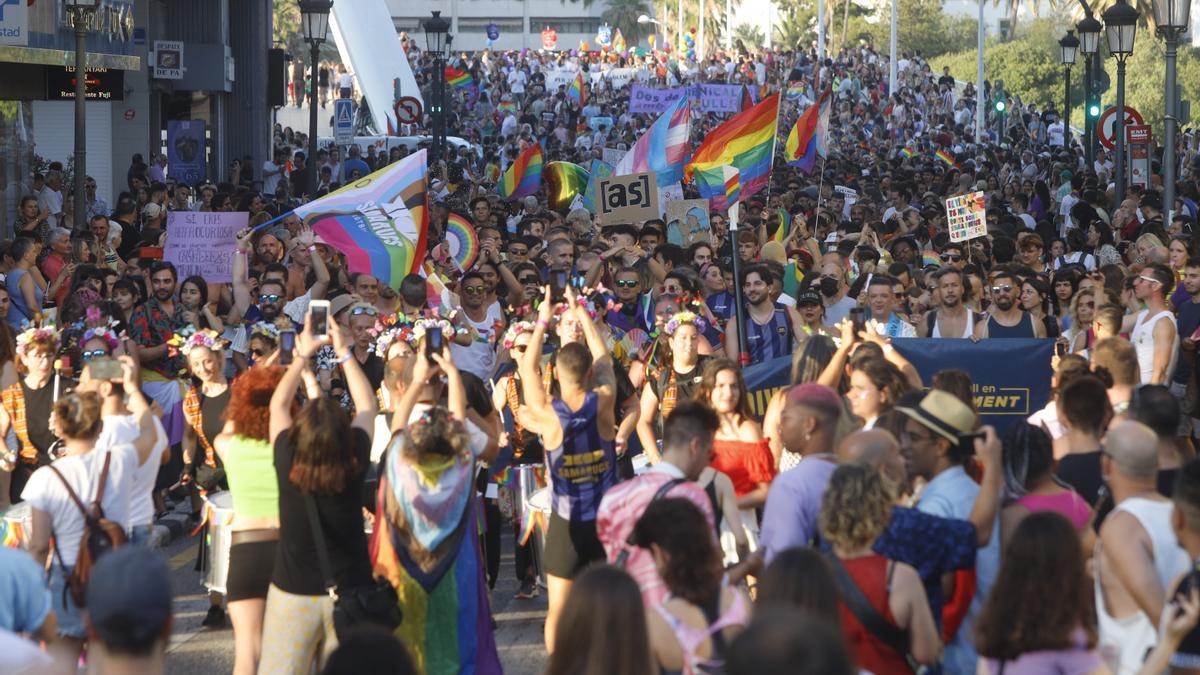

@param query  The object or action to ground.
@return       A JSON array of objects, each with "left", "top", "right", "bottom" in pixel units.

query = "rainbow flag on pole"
[
  {"left": 686, "top": 93, "right": 780, "bottom": 208},
  {"left": 613, "top": 92, "right": 692, "bottom": 185},
  {"left": 444, "top": 65, "right": 477, "bottom": 103},
  {"left": 783, "top": 89, "right": 830, "bottom": 175},
  {"left": 612, "top": 28, "right": 627, "bottom": 53},
  {"left": 935, "top": 149, "right": 956, "bottom": 167},
  {"left": 899, "top": 146, "right": 915, "bottom": 158},
  {"left": 773, "top": 207, "right": 790, "bottom": 242},
  {"left": 498, "top": 143, "right": 544, "bottom": 201},
  {"left": 293, "top": 150, "right": 428, "bottom": 285},
  {"left": 567, "top": 71, "right": 586, "bottom": 106}
]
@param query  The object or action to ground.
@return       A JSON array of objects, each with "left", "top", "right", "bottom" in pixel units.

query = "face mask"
[{"left": 819, "top": 277, "right": 840, "bottom": 297}]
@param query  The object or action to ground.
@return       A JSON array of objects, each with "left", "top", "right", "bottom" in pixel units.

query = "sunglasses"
[
  {"left": 350, "top": 306, "right": 378, "bottom": 316},
  {"left": 1137, "top": 275, "right": 1162, "bottom": 286},
  {"left": 463, "top": 286, "right": 487, "bottom": 295},
  {"left": 940, "top": 254, "right": 962, "bottom": 262},
  {"left": 250, "top": 349, "right": 266, "bottom": 358},
  {"left": 616, "top": 279, "right": 639, "bottom": 288},
  {"left": 991, "top": 285, "right": 1013, "bottom": 293},
  {"left": 81, "top": 349, "right": 108, "bottom": 361},
  {"left": 509, "top": 247, "right": 528, "bottom": 255},
  {"left": 258, "top": 294, "right": 281, "bottom": 303},
  {"left": 519, "top": 276, "right": 540, "bottom": 285}
]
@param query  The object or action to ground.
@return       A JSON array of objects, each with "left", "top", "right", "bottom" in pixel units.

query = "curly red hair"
[{"left": 224, "top": 365, "right": 285, "bottom": 441}]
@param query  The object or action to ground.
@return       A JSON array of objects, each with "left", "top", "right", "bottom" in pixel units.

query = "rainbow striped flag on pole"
[
  {"left": 567, "top": 71, "right": 586, "bottom": 106},
  {"left": 292, "top": 149, "right": 428, "bottom": 285},
  {"left": 444, "top": 65, "right": 477, "bottom": 103},
  {"left": 935, "top": 149, "right": 956, "bottom": 167},
  {"left": 783, "top": 89, "right": 830, "bottom": 175},
  {"left": 686, "top": 93, "right": 780, "bottom": 209},
  {"left": 613, "top": 92, "right": 691, "bottom": 185},
  {"left": 498, "top": 143, "right": 544, "bottom": 201}
]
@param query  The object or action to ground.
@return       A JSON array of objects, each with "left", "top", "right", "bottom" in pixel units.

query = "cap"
[
  {"left": 787, "top": 383, "right": 843, "bottom": 417},
  {"left": 141, "top": 202, "right": 163, "bottom": 220},
  {"left": 896, "top": 389, "right": 976, "bottom": 444},
  {"left": 796, "top": 289, "right": 822, "bottom": 306},
  {"left": 86, "top": 546, "right": 172, "bottom": 646}
]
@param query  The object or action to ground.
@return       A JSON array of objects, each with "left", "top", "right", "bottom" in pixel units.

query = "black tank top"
[{"left": 987, "top": 311, "right": 1036, "bottom": 338}]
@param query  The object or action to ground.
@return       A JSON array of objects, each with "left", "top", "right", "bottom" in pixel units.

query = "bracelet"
[
  {"left": 536, "top": 318, "right": 550, "bottom": 329},
  {"left": 882, "top": 343, "right": 895, "bottom": 354},
  {"left": 334, "top": 351, "right": 353, "bottom": 365}
]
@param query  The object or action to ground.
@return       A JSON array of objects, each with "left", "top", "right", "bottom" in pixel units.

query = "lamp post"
[
  {"left": 1153, "top": 0, "right": 1189, "bottom": 220},
  {"left": 638, "top": 14, "right": 664, "bottom": 50},
  {"left": 1103, "top": 0, "right": 1138, "bottom": 205},
  {"left": 300, "top": 0, "right": 333, "bottom": 200},
  {"left": 65, "top": 0, "right": 99, "bottom": 231},
  {"left": 423, "top": 11, "right": 451, "bottom": 165},
  {"left": 1059, "top": 30, "right": 1079, "bottom": 146},
  {"left": 1077, "top": 13, "right": 1101, "bottom": 168}
]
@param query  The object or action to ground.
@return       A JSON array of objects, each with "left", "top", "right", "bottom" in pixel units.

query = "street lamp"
[
  {"left": 1103, "top": 0, "right": 1138, "bottom": 205},
  {"left": 1153, "top": 0, "right": 1190, "bottom": 220},
  {"left": 65, "top": 0, "right": 99, "bottom": 232},
  {"left": 1077, "top": 13, "right": 1101, "bottom": 167},
  {"left": 1059, "top": 30, "right": 1079, "bottom": 146},
  {"left": 638, "top": 14, "right": 664, "bottom": 49},
  {"left": 423, "top": 10, "right": 451, "bottom": 164},
  {"left": 300, "top": 0, "right": 333, "bottom": 200}
]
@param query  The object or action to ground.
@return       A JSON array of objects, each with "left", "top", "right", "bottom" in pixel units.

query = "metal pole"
[
  {"left": 725, "top": 0, "right": 732, "bottom": 50},
  {"left": 698, "top": 0, "right": 705, "bottom": 61},
  {"left": 728, "top": 204, "right": 750, "bottom": 367},
  {"left": 73, "top": 16, "right": 87, "bottom": 231},
  {"left": 308, "top": 40, "right": 320, "bottom": 199},
  {"left": 1089, "top": 52, "right": 1100, "bottom": 169},
  {"left": 1064, "top": 65, "right": 1071, "bottom": 146},
  {"left": 1083, "top": 54, "right": 1092, "bottom": 167},
  {"left": 817, "top": 0, "right": 826, "bottom": 58},
  {"left": 888, "top": 0, "right": 897, "bottom": 96},
  {"left": 975, "top": 0, "right": 985, "bottom": 143},
  {"left": 433, "top": 54, "right": 445, "bottom": 164},
  {"left": 1163, "top": 30, "right": 1178, "bottom": 221},
  {"left": 1115, "top": 55, "right": 1127, "bottom": 205}
]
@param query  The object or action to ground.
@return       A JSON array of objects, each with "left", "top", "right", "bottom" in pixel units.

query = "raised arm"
[
  {"left": 517, "top": 289, "right": 560, "bottom": 435},
  {"left": 229, "top": 229, "right": 254, "bottom": 324},
  {"left": 270, "top": 316, "right": 328, "bottom": 444},
  {"left": 330, "top": 323, "right": 377, "bottom": 438},
  {"left": 301, "top": 226, "right": 331, "bottom": 300}
]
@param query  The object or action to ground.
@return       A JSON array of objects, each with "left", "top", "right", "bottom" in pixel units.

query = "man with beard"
[
  {"left": 921, "top": 267, "right": 979, "bottom": 338},
  {"left": 450, "top": 270, "right": 505, "bottom": 382},
  {"left": 229, "top": 277, "right": 289, "bottom": 372},
  {"left": 972, "top": 271, "right": 1045, "bottom": 339},
  {"left": 129, "top": 261, "right": 190, "bottom": 451},
  {"left": 724, "top": 265, "right": 804, "bottom": 365},
  {"left": 1122, "top": 262, "right": 1178, "bottom": 386}
]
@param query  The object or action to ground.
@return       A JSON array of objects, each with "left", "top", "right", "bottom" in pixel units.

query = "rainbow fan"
[{"left": 445, "top": 213, "right": 480, "bottom": 270}]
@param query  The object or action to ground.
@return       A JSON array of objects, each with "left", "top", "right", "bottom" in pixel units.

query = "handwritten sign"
[
  {"left": 945, "top": 191, "right": 986, "bottom": 243},
  {"left": 163, "top": 211, "right": 249, "bottom": 283},
  {"left": 597, "top": 172, "right": 659, "bottom": 224}
]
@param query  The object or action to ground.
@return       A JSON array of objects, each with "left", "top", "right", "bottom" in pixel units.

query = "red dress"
[
  {"left": 709, "top": 438, "right": 776, "bottom": 498},
  {"left": 837, "top": 554, "right": 914, "bottom": 675}
]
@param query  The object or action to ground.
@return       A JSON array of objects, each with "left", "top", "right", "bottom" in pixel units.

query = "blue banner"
[
  {"left": 167, "top": 120, "right": 206, "bottom": 187},
  {"left": 743, "top": 338, "right": 1055, "bottom": 433}
]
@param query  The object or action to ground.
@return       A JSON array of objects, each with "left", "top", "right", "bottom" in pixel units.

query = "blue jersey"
[
  {"left": 546, "top": 392, "right": 617, "bottom": 522},
  {"left": 706, "top": 292, "right": 734, "bottom": 321},
  {"left": 744, "top": 304, "right": 794, "bottom": 364}
]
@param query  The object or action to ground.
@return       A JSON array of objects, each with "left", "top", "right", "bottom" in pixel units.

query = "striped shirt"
[
  {"left": 744, "top": 304, "right": 794, "bottom": 364},
  {"left": 546, "top": 392, "right": 617, "bottom": 522}
]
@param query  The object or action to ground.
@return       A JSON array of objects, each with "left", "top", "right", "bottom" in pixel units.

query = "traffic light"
[
  {"left": 993, "top": 79, "right": 1006, "bottom": 114},
  {"left": 1088, "top": 102, "right": 1101, "bottom": 119}
]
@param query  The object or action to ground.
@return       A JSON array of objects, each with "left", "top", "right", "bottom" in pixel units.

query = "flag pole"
[{"left": 728, "top": 190, "right": 751, "bottom": 367}]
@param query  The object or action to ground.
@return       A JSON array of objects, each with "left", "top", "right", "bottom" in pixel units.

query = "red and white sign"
[
  {"left": 1127, "top": 124, "right": 1153, "bottom": 190},
  {"left": 1098, "top": 105, "right": 1145, "bottom": 150},
  {"left": 541, "top": 27, "right": 558, "bottom": 50},
  {"left": 1127, "top": 124, "right": 1152, "bottom": 144},
  {"left": 393, "top": 96, "right": 423, "bottom": 125}
]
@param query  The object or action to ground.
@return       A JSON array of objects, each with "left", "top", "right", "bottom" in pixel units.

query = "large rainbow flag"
[
  {"left": 686, "top": 93, "right": 780, "bottom": 208},
  {"left": 498, "top": 143, "right": 544, "bottom": 201},
  {"left": 567, "top": 71, "right": 586, "bottom": 107},
  {"left": 293, "top": 149, "right": 428, "bottom": 286},
  {"left": 784, "top": 89, "right": 830, "bottom": 175},
  {"left": 445, "top": 65, "right": 477, "bottom": 103},
  {"left": 613, "top": 92, "right": 691, "bottom": 185}
]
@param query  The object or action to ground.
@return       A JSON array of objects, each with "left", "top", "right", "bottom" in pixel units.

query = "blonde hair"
[{"left": 819, "top": 465, "right": 895, "bottom": 550}]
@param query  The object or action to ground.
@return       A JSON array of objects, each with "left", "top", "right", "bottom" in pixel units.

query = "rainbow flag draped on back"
[
  {"left": 567, "top": 71, "right": 586, "bottom": 106},
  {"left": 784, "top": 89, "right": 830, "bottom": 175},
  {"left": 613, "top": 92, "right": 691, "bottom": 185},
  {"left": 498, "top": 143, "right": 544, "bottom": 201},
  {"left": 686, "top": 93, "right": 780, "bottom": 208},
  {"left": 293, "top": 149, "right": 428, "bottom": 286}
]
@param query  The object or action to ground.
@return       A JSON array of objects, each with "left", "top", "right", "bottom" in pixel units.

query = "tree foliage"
[{"left": 601, "top": 0, "right": 652, "bottom": 45}]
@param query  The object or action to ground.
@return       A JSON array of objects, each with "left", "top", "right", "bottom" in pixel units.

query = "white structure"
[{"left": 387, "top": 0, "right": 610, "bottom": 52}]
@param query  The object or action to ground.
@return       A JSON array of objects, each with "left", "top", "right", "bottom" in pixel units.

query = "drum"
[
  {"left": 525, "top": 483, "right": 551, "bottom": 586},
  {"left": 1, "top": 502, "right": 32, "bottom": 549},
  {"left": 201, "top": 492, "right": 235, "bottom": 595}
]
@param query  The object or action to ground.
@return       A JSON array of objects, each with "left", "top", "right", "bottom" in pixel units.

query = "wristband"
[
  {"left": 882, "top": 343, "right": 895, "bottom": 354},
  {"left": 335, "top": 351, "right": 353, "bottom": 365},
  {"left": 536, "top": 318, "right": 550, "bottom": 329}
]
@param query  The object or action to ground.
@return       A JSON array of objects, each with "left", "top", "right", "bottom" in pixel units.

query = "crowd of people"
[{"left": 5, "top": 32, "right": 1200, "bottom": 675}]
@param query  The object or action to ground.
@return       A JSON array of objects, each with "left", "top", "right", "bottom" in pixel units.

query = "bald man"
[{"left": 1096, "top": 420, "right": 1190, "bottom": 673}]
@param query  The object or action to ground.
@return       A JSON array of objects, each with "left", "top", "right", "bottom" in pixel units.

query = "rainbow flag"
[
  {"left": 567, "top": 71, "right": 586, "bottom": 106},
  {"left": 724, "top": 167, "right": 741, "bottom": 206},
  {"left": 613, "top": 92, "right": 691, "bottom": 185},
  {"left": 497, "top": 99, "right": 517, "bottom": 116},
  {"left": 935, "top": 149, "right": 956, "bottom": 167},
  {"left": 612, "top": 28, "right": 626, "bottom": 53},
  {"left": 922, "top": 251, "right": 941, "bottom": 268},
  {"left": 545, "top": 161, "right": 590, "bottom": 211},
  {"left": 582, "top": 159, "right": 612, "bottom": 212},
  {"left": 444, "top": 65, "right": 477, "bottom": 103},
  {"left": 293, "top": 149, "right": 428, "bottom": 285},
  {"left": 783, "top": 89, "right": 830, "bottom": 175},
  {"left": 899, "top": 146, "right": 915, "bottom": 158},
  {"left": 686, "top": 93, "right": 780, "bottom": 208},
  {"left": 773, "top": 207, "right": 790, "bottom": 242},
  {"left": 445, "top": 212, "right": 479, "bottom": 270},
  {"left": 498, "top": 143, "right": 544, "bottom": 201},
  {"left": 784, "top": 82, "right": 806, "bottom": 101}
]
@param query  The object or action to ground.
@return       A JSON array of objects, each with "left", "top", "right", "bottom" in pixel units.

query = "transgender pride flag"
[{"left": 613, "top": 92, "right": 691, "bottom": 185}]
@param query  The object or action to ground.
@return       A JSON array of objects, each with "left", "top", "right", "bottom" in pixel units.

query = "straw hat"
[{"left": 896, "top": 390, "right": 975, "bottom": 444}]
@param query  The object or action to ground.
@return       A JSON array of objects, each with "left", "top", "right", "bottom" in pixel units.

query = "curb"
[{"left": 152, "top": 507, "right": 196, "bottom": 550}]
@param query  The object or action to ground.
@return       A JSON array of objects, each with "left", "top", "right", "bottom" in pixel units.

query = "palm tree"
[
  {"left": 993, "top": 0, "right": 1067, "bottom": 38},
  {"left": 733, "top": 22, "right": 765, "bottom": 47},
  {"left": 602, "top": 0, "right": 653, "bottom": 45},
  {"left": 1074, "top": 0, "right": 1156, "bottom": 31}
]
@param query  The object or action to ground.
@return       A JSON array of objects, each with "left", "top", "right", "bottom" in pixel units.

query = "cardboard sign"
[
  {"left": 163, "top": 211, "right": 249, "bottom": 283},
  {"left": 665, "top": 199, "right": 712, "bottom": 246},
  {"left": 945, "top": 191, "right": 986, "bottom": 243},
  {"left": 601, "top": 146, "right": 626, "bottom": 166},
  {"left": 597, "top": 172, "right": 659, "bottom": 224},
  {"left": 658, "top": 182, "right": 684, "bottom": 216}
]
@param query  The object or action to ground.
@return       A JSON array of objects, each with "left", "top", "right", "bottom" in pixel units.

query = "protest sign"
[
  {"left": 163, "top": 211, "right": 248, "bottom": 283},
  {"left": 628, "top": 84, "right": 745, "bottom": 114},
  {"left": 545, "top": 68, "right": 577, "bottom": 92},
  {"left": 588, "top": 116, "right": 613, "bottom": 132},
  {"left": 601, "top": 146, "right": 626, "bottom": 166},
  {"left": 597, "top": 171, "right": 658, "bottom": 224},
  {"left": 665, "top": 199, "right": 711, "bottom": 246},
  {"left": 946, "top": 191, "right": 986, "bottom": 242},
  {"left": 658, "top": 182, "right": 684, "bottom": 216}
]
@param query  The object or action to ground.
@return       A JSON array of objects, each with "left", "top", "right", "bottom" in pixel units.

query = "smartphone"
[
  {"left": 88, "top": 357, "right": 123, "bottom": 381},
  {"left": 425, "top": 326, "right": 444, "bottom": 364},
  {"left": 279, "top": 329, "right": 295, "bottom": 366},
  {"left": 850, "top": 307, "right": 866, "bottom": 333},
  {"left": 551, "top": 270, "right": 568, "bottom": 302},
  {"left": 1055, "top": 341, "right": 1067, "bottom": 357},
  {"left": 310, "top": 300, "right": 330, "bottom": 337}
]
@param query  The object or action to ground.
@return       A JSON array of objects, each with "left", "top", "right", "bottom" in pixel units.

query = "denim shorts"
[{"left": 47, "top": 563, "right": 85, "bottom": 638}]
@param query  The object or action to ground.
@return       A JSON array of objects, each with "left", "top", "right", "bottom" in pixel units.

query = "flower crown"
[
  {"left": 15, "top": 327, "right": 59, "bottom": 356},
  {"left": 664, "top": 311, "right": 706, "bottom": 336},
  {"left": 81, "top": 325, "right": 121, "bottom": 351},
  {"left": 249, "top": 322, "right": 280, "bottom": 342},
  {"left": 412, "top": 317, "right": 453, "bottom": 343},
  {"left": 502, "top": 321, "right": 536, "bottom": 349},
  {"left": 168, "top": 327, "right": 227, "bottom": 357}
]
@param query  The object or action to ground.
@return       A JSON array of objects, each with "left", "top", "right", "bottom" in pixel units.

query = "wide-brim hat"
[{"left": 897, "top": 389, "right": 975, "bottom": 444}]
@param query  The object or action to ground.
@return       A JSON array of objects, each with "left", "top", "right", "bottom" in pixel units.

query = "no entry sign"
[{"left": 1098, "top": 105, "right": 1144, "bottom": 150}]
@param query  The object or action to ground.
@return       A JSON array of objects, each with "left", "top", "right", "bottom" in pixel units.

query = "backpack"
[{"left": 49, "top": 451, "right": 128, "bottom": 606}]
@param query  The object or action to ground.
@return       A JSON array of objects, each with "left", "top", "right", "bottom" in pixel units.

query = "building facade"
[{"left": 387, "top": 0, "right": 609, "bottom": 52}]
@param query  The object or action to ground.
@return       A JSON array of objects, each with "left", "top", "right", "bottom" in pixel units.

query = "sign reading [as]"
[{"left": 597, "top": 172, "right": 659, "bottom": 224}]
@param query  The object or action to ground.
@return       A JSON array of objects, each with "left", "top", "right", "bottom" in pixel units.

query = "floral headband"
[
  {"left": 664, "top": 311, "right": 707, "bottom": 336},
  {"left": 249, "top": 322, "right": 280, "bottom": 342},
  {"left": 15, "top": 327, "right": 59, "bottom": 356},
  {"left": 411, "top": 317, "right": 453, "bottom": 343},
  {"left": 168, "top": 327, "right": 227, "bottom": 357},
  {"left": 81, "top": 325, "right": 121, "bottom": 352},
  {"left": 502, "top": 321, "right": 536, "bottom": 349}
]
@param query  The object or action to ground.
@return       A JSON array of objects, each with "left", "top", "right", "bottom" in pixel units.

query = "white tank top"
[
  {"left": 1095, "top": 497, "right": 1189, "bottom": 674},
  {"left": 931, "top": 309, "right": 976, "bottom": 339},
  {"left": 1131, "top": 309, "right": 1178, "bottom": 385}
]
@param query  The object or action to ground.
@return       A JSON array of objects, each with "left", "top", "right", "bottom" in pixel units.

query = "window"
[
  {"left": 457, "top": 19, "right": 523, "bottom": 34},
  {"left": 529, "top": 18, "right": 603, "bottom": 34}
]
